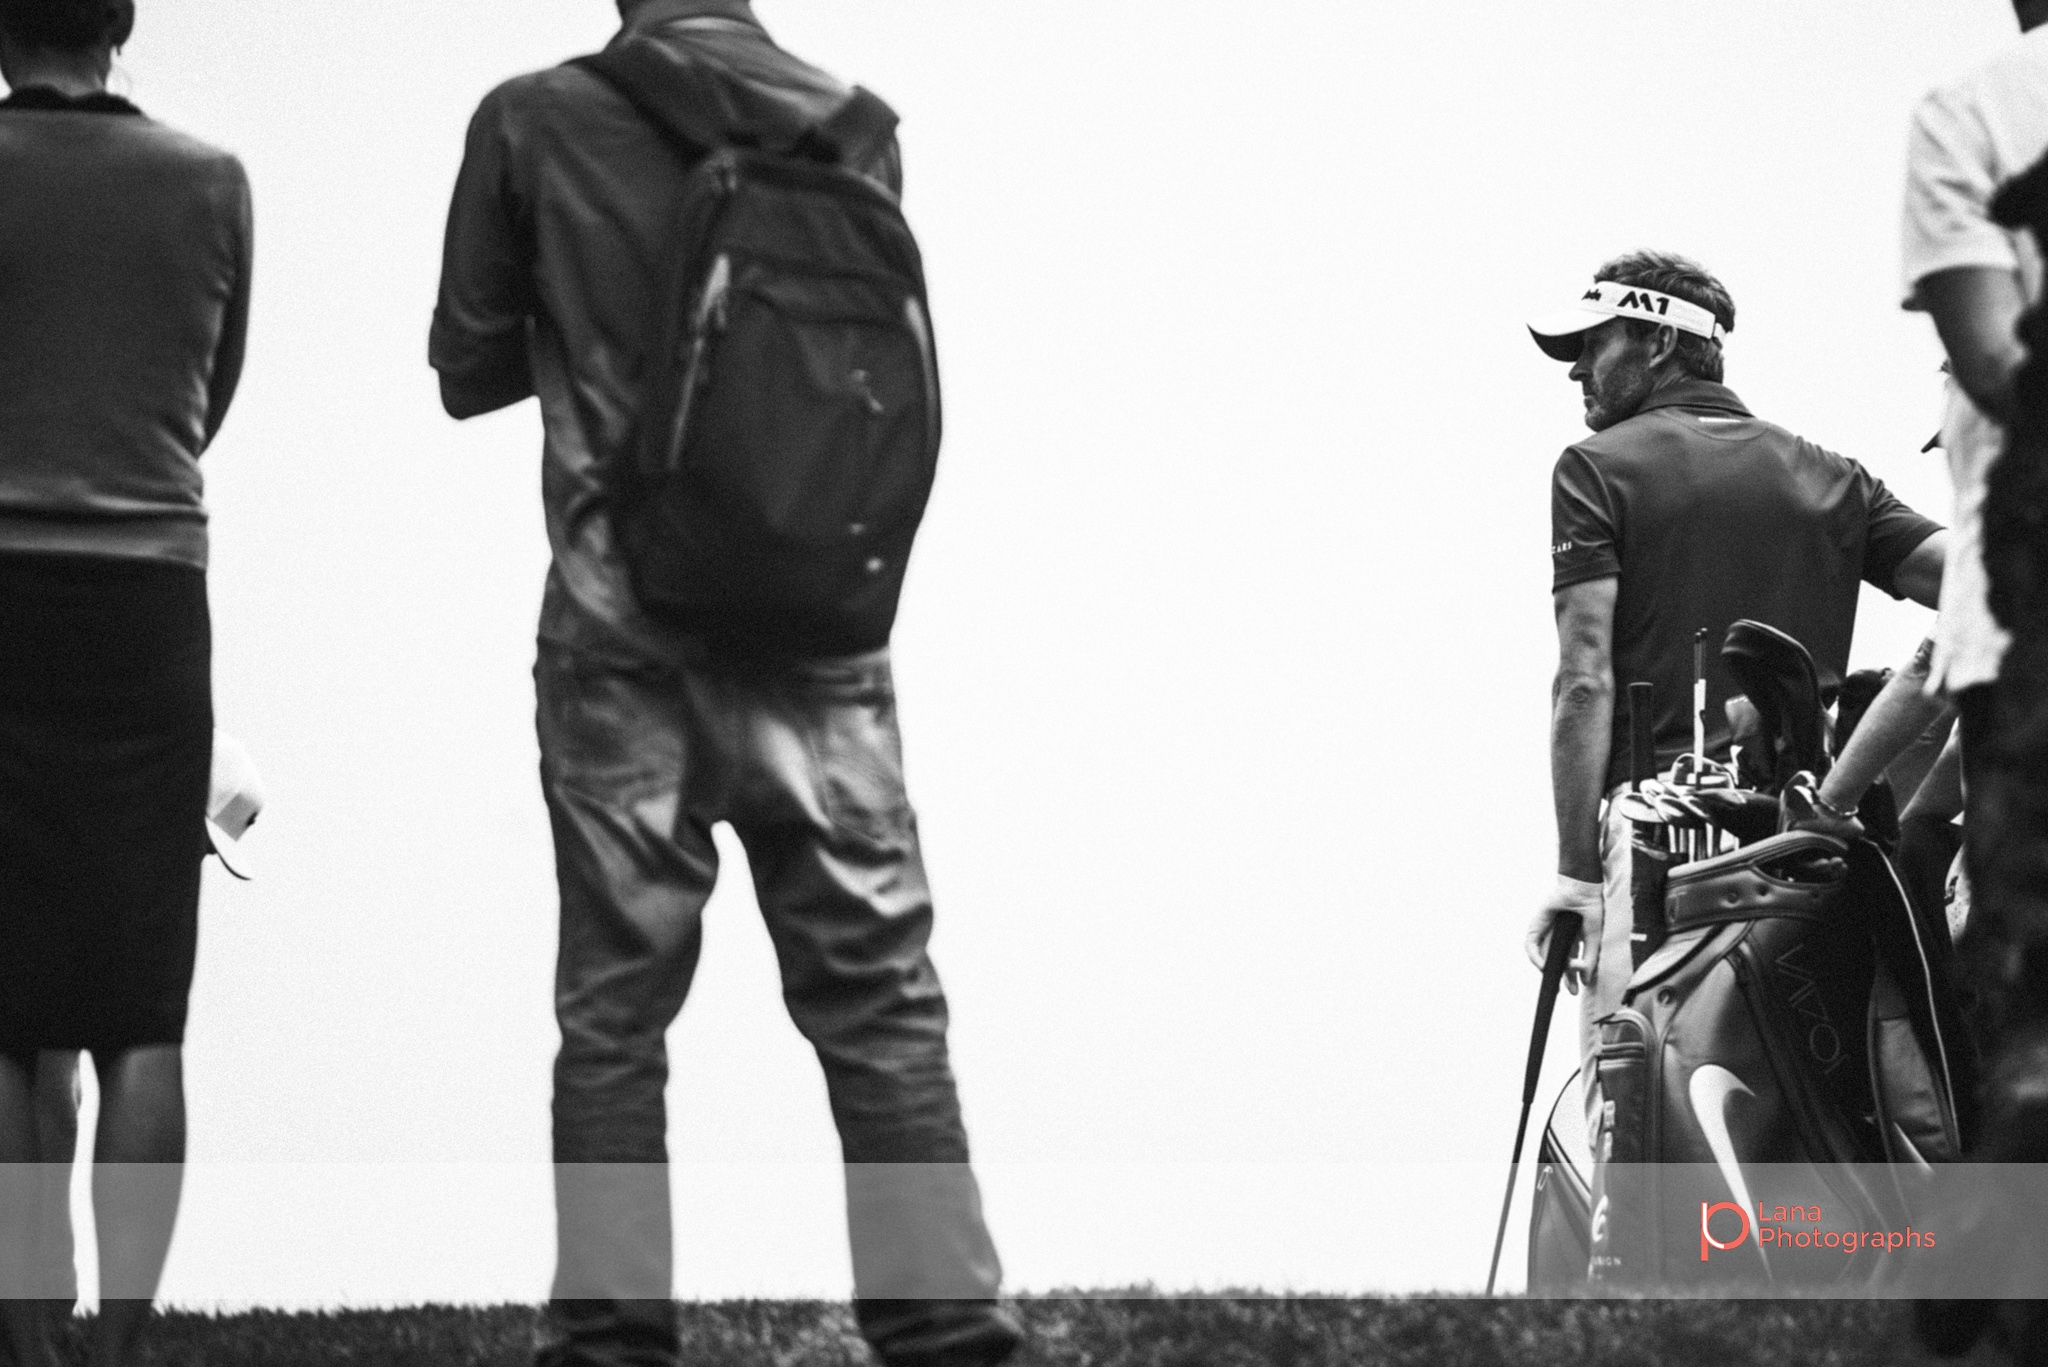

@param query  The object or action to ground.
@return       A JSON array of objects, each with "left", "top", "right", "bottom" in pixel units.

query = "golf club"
[
  {"left": 1649, "top": 794, "right": 1699, "bottom": 862},
  {"left": 1487, "top": 681, "right": 1655, "bottom": 1295},
  {"left": 1693, "top": 626, "right": 1708, "bottom": 770},
  {"left": 1614, "top": 792, "right": 1665, "bottom": 827},
  {"left": 1485, "top": 904, "right": 1580, "bottom": 1296},
  {"left": 1624, "top": 682, "right": 1672, "bottom": 969},
  {"left": 1666, "top": 792, "right": 1718, "bottom": 860}
]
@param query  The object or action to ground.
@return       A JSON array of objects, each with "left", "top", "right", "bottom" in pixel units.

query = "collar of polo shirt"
[{"left": 1527, "top": 280, "right": 1727, "bottom": 361}]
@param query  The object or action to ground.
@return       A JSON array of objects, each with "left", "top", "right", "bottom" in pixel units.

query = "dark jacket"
[{"left": 431, "top": 0, "right": 900, "bottom": 665}]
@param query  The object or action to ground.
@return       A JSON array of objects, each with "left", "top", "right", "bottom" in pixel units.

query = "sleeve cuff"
[
  {"left": 1552, "top": 562, "right": 1620, "bottom": 594},
  {"left": 1867, "top": 524, "right": 1945, "bottom": 600},
  {"left": 1902, "top": 246, "right": 2023, "bottom": 311}
]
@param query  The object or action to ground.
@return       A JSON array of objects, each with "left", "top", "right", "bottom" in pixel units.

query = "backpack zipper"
[
  {"left": 903, "top": 294, "right": 939, "bottom": 460},
  {"left": 663, "top": 252, "right": 732, "bottom": 474}
]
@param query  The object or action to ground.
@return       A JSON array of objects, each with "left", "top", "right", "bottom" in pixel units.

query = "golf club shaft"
[
  {"left": 1693, "top": 628, "right": 1707, "bottom": 769},
  {"left": 1486, "top": 908, "right": 1582, "bottom": 1296}
]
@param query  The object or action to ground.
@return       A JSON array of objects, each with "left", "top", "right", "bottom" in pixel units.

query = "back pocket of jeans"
[{"left": 805, "top": 690, "right": 915, "bottom": 847}]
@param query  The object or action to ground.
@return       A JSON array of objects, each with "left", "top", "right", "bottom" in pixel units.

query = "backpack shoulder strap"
[{"left": 809, "top": 86, "right": 898, "bottom": 169}]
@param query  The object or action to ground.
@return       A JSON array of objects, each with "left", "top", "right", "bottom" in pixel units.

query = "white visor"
[
  {"left": 206, "top": 730, "right": 265, "bottom": 881},
  {"left": 1528, "top": 279, "right": 1728, "bottom": 361}
]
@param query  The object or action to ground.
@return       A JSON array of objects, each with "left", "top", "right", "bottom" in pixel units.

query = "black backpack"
[{"left": 577, "top": 46, "right": 939, "bottom": 656}]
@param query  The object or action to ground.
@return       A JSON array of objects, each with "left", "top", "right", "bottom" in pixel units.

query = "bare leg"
[
  {"left": 86, "top": 1045, "right": 184, "bottom": 1367},
  {"left": 0, "top": 1051, "right": 59, "bottom": 1367},
  {"left": 32, "top": 1051, "right": 81, "bottom": 1339}
]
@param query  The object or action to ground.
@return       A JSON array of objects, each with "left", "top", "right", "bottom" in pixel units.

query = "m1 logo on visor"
[
  {"left": 1588, "top": 283, "right": 1673, "bottom": 319},
  {"left": 1529, "top": 278, "right": 1728, "bottom": 354},
  {"left": 1578, "top": 280, "right": 1723, "bottom": 340}
]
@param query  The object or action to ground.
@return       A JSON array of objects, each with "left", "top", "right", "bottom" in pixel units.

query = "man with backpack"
[{"left": 431, "top": 5, "right": 1021, "bottom": 1365}]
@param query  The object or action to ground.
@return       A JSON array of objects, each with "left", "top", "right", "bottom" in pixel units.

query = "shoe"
[
  {"left": 1991, "top": 1299, "right": 2048, "bottom": 1367},
  {"left": 534, "top": 1343, "right": 668, "bottom": 1367},
  {"left": 532, "top": 1338, "right": 676, "bottom": 1367},
  {"left": 1977, "top": 1025, "right": 2048, "bottom": 1163},
  {"left": 1914, "top": 1299, "right": 1995, "bottom": 1359},
  {"left": 883, "top": 1315, "right": 1024, "bottom": 1367},
  {"left": 0, "top": 1307, "right": 63, "bottom": 1367},
  {"left": 532, "top": 1299, "right": 679, "bottom": 1367}
]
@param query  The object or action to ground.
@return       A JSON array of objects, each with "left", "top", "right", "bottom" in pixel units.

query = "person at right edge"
[
  {"left": 1895, "top": 0, "right": 2048, "bottom": 1354},
  {"left": 429, "top": 4, "right": 1022, "bottom": 1366},
  {"left": 1520, "top": 252, "right": 1949, "bottom": 1134}
]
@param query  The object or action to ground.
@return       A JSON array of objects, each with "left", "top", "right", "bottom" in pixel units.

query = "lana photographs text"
[{"left": 1700, "top": 1202, "right": 1939, "bottom": 1262}]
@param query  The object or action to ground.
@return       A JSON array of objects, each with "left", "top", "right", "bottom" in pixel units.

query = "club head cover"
[{"left": 1721, "top": 620, "right": 1830, "bottom": 792}]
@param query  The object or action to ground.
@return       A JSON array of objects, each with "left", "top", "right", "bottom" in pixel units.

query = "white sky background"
[{"left": 40, "top": 0, "right": 2025, "bottom": 1302}]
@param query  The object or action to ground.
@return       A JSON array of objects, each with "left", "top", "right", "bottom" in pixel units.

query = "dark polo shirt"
[{"left": 1550, "top": 379, "right": 1941, "bottom": 792}]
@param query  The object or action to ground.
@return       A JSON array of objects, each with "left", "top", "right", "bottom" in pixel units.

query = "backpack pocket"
[
  {"left": 688, "top": 268, "right": 934, "bottom": 535},
  {"left": 629, "top": 260, "right": 941, "bottom": 653}
]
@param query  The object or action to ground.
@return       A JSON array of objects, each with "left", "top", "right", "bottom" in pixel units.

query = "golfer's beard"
[{"left": 1583, "top": 358, "right": 1654, "bottom": 432}]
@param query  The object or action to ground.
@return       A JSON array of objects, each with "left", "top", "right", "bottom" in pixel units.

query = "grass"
[{"left": 19, "top": 1295, "right": 1960, "bottom": 1367}]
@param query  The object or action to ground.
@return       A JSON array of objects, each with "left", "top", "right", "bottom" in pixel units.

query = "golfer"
[
  {"left": 0, "top": 2, "right": 252, "bottom": 1363},
  {"left": 1522, "top": 251, "right": 1948, "bottom": 1111}
]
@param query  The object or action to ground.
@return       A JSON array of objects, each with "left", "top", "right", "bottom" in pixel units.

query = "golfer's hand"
[{"left": 1526, "top": 875, "right": 1604, "bottom": 995}]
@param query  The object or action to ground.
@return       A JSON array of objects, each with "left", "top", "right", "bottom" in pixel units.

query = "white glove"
[{"left": 1526, "top": 874, "right": 1604, "bottom": 996}]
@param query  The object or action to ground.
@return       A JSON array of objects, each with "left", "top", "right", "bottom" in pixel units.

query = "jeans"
[{"left": 535, "top": 643, "right": 1017, "bottom": 1366}]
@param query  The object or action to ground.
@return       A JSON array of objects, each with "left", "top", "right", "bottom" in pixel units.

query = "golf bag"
[
  {"left": 1529, "top": 621, "right": 1969, "bottom": 1291},
  {"left": 1585, "top": 830, "right": 1964, "bottom": 1289}
]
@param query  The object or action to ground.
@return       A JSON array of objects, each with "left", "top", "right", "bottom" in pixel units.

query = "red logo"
[{"left": 1701, "top": 1200, "right": 1751, "bottom": 1261}]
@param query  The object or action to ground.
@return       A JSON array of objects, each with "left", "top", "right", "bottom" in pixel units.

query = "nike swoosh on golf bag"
[{"left": 1686, "top": 1064, "right": 1772, "bottom": 1278}]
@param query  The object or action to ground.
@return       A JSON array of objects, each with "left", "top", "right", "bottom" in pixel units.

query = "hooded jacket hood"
[{"left": 597, "top": 8, "right": 879, "bottom": 159}]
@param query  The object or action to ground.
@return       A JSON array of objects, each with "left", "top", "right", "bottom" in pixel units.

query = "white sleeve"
[{"left": 1901, "top": 88, "right": 2019, "bottom": 310}]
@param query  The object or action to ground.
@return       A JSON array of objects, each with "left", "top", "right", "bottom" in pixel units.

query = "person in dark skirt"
[{"left": 0, "top": 2, "right": 251, "bottom": 1364}]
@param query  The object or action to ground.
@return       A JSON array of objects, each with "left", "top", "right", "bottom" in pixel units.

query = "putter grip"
[
  {"left": 1524, "top": 909, "right": 1583, "bottom": 1102},
  {"left": 1628, "top": 681, "right": 1655, "bottom": 788}
]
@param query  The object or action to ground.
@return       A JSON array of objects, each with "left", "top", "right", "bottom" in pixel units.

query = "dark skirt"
[{"left": 0, "top": 552, "right": 211, "bottom": 1054}]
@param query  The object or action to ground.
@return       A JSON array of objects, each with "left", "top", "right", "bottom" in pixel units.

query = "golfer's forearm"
[
  {"left": 1820, "top": 641, "right": 1944, "bottom": 811},
  {"left": 1551, "top": 674, "right": 1613, "bottom": 884}
]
